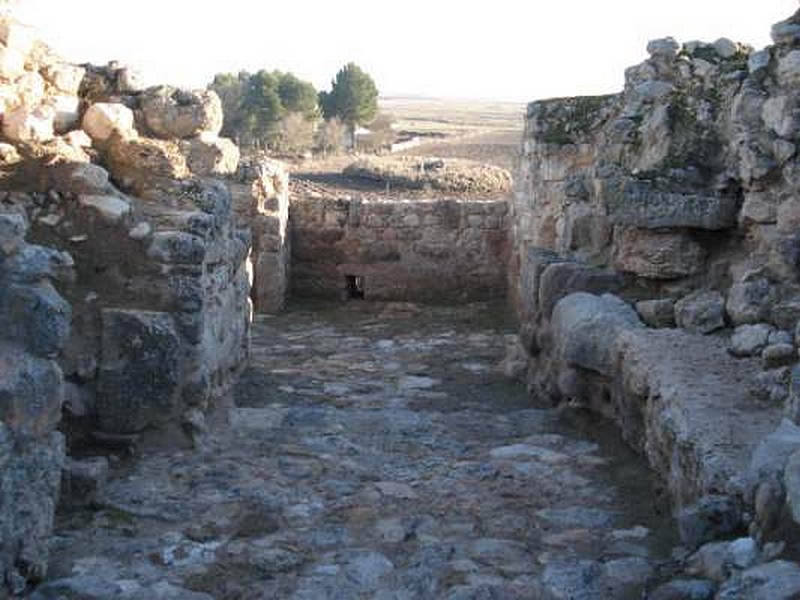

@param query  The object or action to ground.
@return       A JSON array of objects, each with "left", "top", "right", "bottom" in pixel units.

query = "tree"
[
  {"left": 277, "top": 73, "right": 320, "bottom": 121},
  {"left": 320, "top": 63, "right": 379, "bottom": 143},
  {"left": 208, "top": 70, "right": 320, "bottom": 150}
]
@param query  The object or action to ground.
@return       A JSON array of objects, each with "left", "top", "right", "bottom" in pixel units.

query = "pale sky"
[{"left": 14, "top": 0, "right": 800, "bottom": 102}]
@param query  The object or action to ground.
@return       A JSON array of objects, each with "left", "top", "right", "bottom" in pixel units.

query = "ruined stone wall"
[
  {"left": 511, "top": 9, "right": 800, "bottom": 557},
  {"left": 0, "top": 10, "right": 268, "bottom": 447},
  {"left": 291, "top": 195, "right": 510, "bottom": 302},
  {"left": 0, "top": 209, "right": 70, "bottom": 594},
  {"left": 231, "top": 157, "right": 290, "bottom": 314}
]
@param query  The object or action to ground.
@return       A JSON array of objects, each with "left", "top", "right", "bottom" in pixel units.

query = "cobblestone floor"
[{"left": 39, "top": 302, "right": 677, "bottom": 599}]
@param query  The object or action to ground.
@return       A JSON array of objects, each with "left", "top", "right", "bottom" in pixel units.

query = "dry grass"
[
  {"left": 287, "top": 97, "right": 525, "bottom": 197},
  {"left": 344, "top": 156, "right": 512, "bottom": 195},
  {"left": 381, "top": 97, "right": 525, "bottom": 137}
]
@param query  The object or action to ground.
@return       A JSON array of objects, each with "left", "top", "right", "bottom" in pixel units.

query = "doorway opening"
[{"left": 345, "top": 275, "right": 365, "bottom": 299}]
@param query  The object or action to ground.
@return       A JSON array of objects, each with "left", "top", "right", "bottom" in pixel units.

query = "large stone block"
[
  {"left": 675, "top": 291, "right": 726, "bottom": 334},
  {"left": 81, "top": 102, "right": 137, "bottom": 143},
  {"left": 0, "top": 426, "right": 64, "bottom": 594},
  {"left": 613, "top": 227, "right": 706, "bottom": 279},
  {"left": 2, "top": 105, "right": 54, "bottom": 143},
  {"left": 518, "top": 245, "right": 564, "bottom": 319},
  {"left": 96, "top": 309, "right": 182, "bottom": 433},
  {"left": 726, "top": 279, "right": 774, "bottom": 326},
  {"left": 41, "top": 62, "right": 85, "bottom": 95},
  {"left": 551, "top": 292, "right": 644, "bottom": 375},
  {"left": 0, "top": 343, "right": 63, "bottom": 437},
  {"left": 180, "top": 133, "right": 240, "bottom": 176},
  {"left": 0, "top": 282, "right": 72, "bottom": 357},
  {"left": 140, "top": 86, "right": 223, "bottom": 139},
  {"left": 105, "top": 135, "right": 189, "bottom": 196},
  {"left": 716, "top": 560, "right": 800, "bottom": 599},
  {"left": 602, "top": 178, "right": 738, "bottom": 230},
  {"left": 0, "top": 211, "right": 27, "bottom": 255},
  {"left": 539, "top": 262, "right": 624, "bottom": 317}
]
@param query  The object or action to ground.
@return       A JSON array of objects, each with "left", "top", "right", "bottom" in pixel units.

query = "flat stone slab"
[
  {"left": 603, "top": 178, "right": 739, "bottom": 230},
  {"left": 617, "top": 328, "right": 782, "bottom": 506}
]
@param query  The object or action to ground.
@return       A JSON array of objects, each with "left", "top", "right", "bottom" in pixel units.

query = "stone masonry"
[
  {"left": 0, "top": 11, "right": 271, "bottom": 595},
  {"left": 291, "top": 195, "right": 509, "bottom": 302},
  {"left": 510, "top": 8, "right": 800, "bottom": 594},
  {"left": 0, "top": 208, "right": 70, "bottom": 594}
]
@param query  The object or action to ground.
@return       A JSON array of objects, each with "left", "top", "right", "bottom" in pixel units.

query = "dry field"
[
  {"left": 290, "top": 97, "right": 526, "bottom": 197},
  {"left": 382, "top": 97, "right": 525, "bottom": 171},
  {"left": 381, "top": 96, "right": 526, "bottom": 137}
]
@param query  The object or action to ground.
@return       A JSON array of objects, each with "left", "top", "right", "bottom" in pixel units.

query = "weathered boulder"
[
  {"left": 48, "top": 162, "right": 111, "bottom": 196},
  {"left": 777, "top": 198, "right": 800, "bottom": 234},
  {"left": 0, "top": 206, "right": 69, "bottom": 595},
  {"left": 0, "top": 343, "right": 63, "bottom": 437},
  {"left": 96, "top": 309, "right": 183, "bottom": 434},
  {"left": 635, "top": 298, "right": 676, "bottom": 328},
  {"left": 78, "top": 194, "right": 132, "bottom": 224},
  {"left": 81, "top": 102, "right": 137, "bottom": 143},
  {"left": 538, "top": 262, "right": 623, "bottom": 318},
  {"left": 140, "top": 86, "right": 223, "bottom": 139},
  {"left": 778, "top": 51, "right": 800, "bottom": 85},
  {"left": 180, "top": 133, "right": 240, "bottom": 176},
  {"left": 675, "top": 291, "right": 726, "bottom": 334},
  {"left": 745, "top": 419, "right": 800, "bottom": 535},
  {"left": 0, "top": 211, "right": 27, "bottom": 255},
  {"left": 48, "top": 94, "right": 80, "bottom": 133},
  {"left": 772, "top": 10, "right": 800, "bottom": 45},
  {"left": 729, "top": 324, "right": 772, "bottom": 357},
  {"left": 647, "top": 37, "right": 680, "bottom": 58},
  {"left": 2, "top": 105, "right": 54, "bottom": 143},
  {"left": 0, "top": 282, "right": 71, "bottom": 358},
  {"left": 716, "top": 560, "right": 800, "bottom": 600},
  {"left": 763, "top": 343, "right": 796, "bottom": 369},
  {"left": 104, "top": 134, "right": 189, "bottom": 196},
  {"left": 551, "top": 292, "right": 643, "bottom": 375},
  {"left": 41, "top": 62, "right": 85, "bottom": 95},
  {"left": 0, "top": 421, "right": 64, "bottom": 595},
  {"left": 677, "top": 495, "right": 742, "bottom": 548},
  {"left": 726, "top": 279, "right": 774, "bottom": 326}
]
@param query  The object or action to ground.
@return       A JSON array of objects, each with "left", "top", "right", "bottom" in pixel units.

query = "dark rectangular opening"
[{"left": 346, "top": 275, "right": 365, "bottom": 299}]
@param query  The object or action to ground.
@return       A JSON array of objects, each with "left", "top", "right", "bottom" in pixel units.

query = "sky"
[{"left": 13, "top": 0, "right": 800, "bottom": 102}]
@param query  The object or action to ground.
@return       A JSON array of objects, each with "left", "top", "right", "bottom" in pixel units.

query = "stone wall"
[
  {"left": 231, "top": 157, "right": 290, "bottom": 314},
  {"left": 0, "top": 209, "right": 70, "bottom": 595},
  {"left": 0, "top": 12, "right": 264, "bottom": 593},
  {"left": 291, "top": 195, "right": 510, "bottom": 302},
  {"left": 511, "top": 7, "right": 800, "bottom": 563}
]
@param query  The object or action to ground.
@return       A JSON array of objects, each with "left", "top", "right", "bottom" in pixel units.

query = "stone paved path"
[{"left": 39, "top": 302, "right": 677, "bottom": 599}]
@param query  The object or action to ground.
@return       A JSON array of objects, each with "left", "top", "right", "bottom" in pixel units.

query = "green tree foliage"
[
  {"left": 319, "top": 63, "right": 379, "bottom": 134},
  {"left": 209, "top": 70, "right": 319, "bottom": 150},
  {"left": 277, "top": 73, "right": 319, "bottom": 120}
]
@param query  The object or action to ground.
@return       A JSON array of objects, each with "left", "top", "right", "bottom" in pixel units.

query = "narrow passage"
[{"left": 45, "top": 302, "right": 677, "bottom": 599}]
